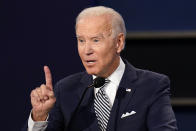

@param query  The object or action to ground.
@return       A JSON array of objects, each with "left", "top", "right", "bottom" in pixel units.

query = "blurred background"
[{"left": 0, "top": 0, "right": 196, "bottom": 130}]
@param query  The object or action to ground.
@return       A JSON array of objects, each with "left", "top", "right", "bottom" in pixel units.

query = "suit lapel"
[
  {"left": 107, "top": 61, "right": 138, "bottom": 131},
  {"left": 78, "top": 72, "right": 99, "bottom": 131},
  {"left": 79, "top": 72, "right": 94, "bottom": 113},
  {"left": 117, "top": 61, "right": 138, "bottom": 119}
]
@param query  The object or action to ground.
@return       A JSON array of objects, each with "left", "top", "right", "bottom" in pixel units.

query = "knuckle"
[
  {"left": 35, "top": 90, "right": 40, "bottom": 95},
  {"left": 31, "top": 89, "right": 36, "bottom": 96},
  {"left": 40, "top": 84, "right": 46, "bottom": 88},
  {"left": 36, "top": 87, "right": 42, "bottom": 92}
]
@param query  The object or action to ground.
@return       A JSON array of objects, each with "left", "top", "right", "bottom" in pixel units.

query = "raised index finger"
[{"left": 44, "top": 65, "right": 53, "bottom": 90}]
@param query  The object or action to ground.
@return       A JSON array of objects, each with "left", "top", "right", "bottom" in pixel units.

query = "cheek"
[
  {"left": 78, "top": 46, "right": 83, "bottom": 58},
  {"left": 98, "top": 49, "right": 115, "bottom": 68},
  {"left": 99, "top": 45, "right": 116, "bottom": 60}
]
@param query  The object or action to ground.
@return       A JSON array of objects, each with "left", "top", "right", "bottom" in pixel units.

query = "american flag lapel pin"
[{"left": 126, "top": 88, "right": 131, "bottom": 92}]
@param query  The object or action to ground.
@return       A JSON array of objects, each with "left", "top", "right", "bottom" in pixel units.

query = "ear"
[{"left": 115, "top": 33, "right": 125, "bottom": 54}]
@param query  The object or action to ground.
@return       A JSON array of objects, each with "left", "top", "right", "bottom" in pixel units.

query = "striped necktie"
[{"left": 94, "top": 85, "right": 111, "bottom": 131}]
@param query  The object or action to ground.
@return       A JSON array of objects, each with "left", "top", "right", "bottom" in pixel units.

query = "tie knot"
[
  {"left": 93, "top": 77, "right": 110, "bottom": 88},
  {"left": 96, "top": 79, "right": 110, "bottom": 96},
  {"left": 96, "top": 88, "right": 105, "bottom": 97}
]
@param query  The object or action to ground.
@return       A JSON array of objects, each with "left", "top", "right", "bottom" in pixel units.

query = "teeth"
[
  {"left": 87, "top": 60, "right": 95, "bottom": 63},
  {"left": 87, "top": 61, "right": 94, "bottom": 63}
]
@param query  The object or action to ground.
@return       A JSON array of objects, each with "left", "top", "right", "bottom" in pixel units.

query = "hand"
[{"left": 30, "top": 66, "right": 56, "bottom": 121}]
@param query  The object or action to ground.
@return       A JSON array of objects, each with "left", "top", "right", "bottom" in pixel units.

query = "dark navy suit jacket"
[{"left": 22, "top": 60, "right": 178, "bottom": 131}]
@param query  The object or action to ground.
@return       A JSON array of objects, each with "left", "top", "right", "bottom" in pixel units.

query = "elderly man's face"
[{"left": 76, "top": 16, "right": 123, "bottom": 78}]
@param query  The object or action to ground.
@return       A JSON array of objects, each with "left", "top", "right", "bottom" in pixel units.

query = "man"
[{"left": 23, "top": 6, "right": 178, "bottom": 131}]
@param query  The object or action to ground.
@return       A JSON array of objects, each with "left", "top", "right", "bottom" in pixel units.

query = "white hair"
[{"left": 76, "top": 6, "right": 126, "bottom": 44}]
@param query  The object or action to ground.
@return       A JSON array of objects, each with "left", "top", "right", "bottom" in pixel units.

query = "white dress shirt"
[
  {"left": 28, "top": 57, "right": 125, "bottom": 131},
  {"left": 94, "top": 57, "right": 125, "bottom": 108},
  {"left": 28, "top": 111, "right": 48, "bottom": 131}
]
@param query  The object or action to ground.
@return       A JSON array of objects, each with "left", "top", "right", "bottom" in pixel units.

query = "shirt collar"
[
  {"left": 92, "top": 57, "right": 125, "bottom": 86},
  {"left": 107, "top": 57, "right": 125, "bottom": 86}
]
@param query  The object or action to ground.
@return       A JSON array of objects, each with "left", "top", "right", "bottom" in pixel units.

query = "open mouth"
[
  {"left": 87, "top": 60, "right": 96, "bottom": 63},
  {"left": 86, "top": 60, "right": 96, "bottom": 65}
]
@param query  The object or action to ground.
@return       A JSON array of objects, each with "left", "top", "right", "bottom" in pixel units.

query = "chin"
[
  {"left": 85, "top": 68, "right": 99, "bottom": 76},
  {"left": 86, "top": 71, "right": 97, "bottom": 75}
]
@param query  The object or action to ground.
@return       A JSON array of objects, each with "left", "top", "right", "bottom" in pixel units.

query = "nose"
[{"left": 84, "top": 42, "right": 93, "bottom": 56}]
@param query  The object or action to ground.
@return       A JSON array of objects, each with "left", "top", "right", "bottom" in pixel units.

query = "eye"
[
  {"left": 93, "top": 39, "right": 99, "bottom": 43},
  {"left": 78, "top": 39, "right": 85, "bottom": 43}
]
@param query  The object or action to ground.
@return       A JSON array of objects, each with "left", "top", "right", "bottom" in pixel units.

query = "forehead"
[{"left": 76, "top": 15, "right": 111, "bottom": 37}]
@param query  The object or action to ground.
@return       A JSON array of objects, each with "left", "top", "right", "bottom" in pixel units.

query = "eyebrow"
[
  {"left": 76, "top": 33, "right": 104, "bottom": 39},
  {"left": 91, "top": 34, "right": 104, "bottom": 39},
  {"left": 76, "top": 35, "right": 83, "bottom": 39}
]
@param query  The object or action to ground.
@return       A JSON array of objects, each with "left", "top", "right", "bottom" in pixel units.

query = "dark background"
[
  {"left": 122, "top": 38, "right": 196, "bottom": 98},
  {"left": 0, "top": 0, "right": 196, "bottom": 130}
]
